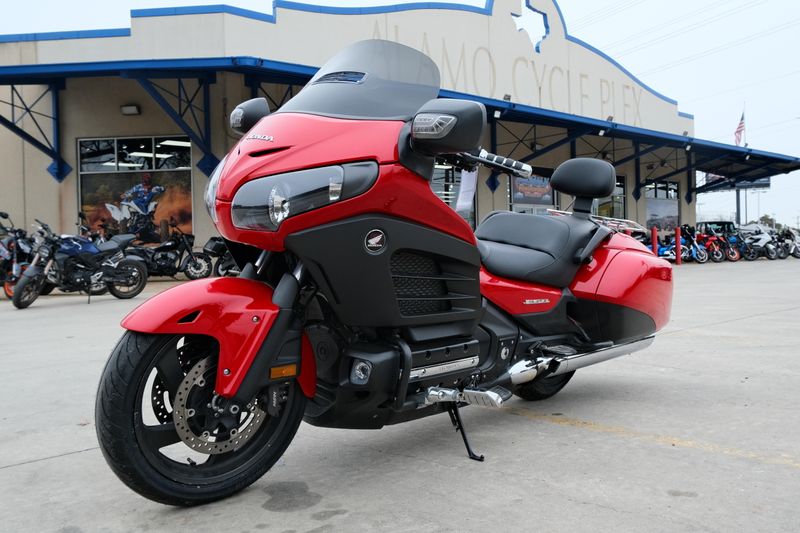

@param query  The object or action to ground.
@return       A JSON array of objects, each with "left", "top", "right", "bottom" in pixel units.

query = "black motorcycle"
[
  {"left": 0, "top": 211, "right": 51, "bottom": 299},
  {"left": 203, "top": 236, "right": 240, "bottom": 277},
  {"left": 126, "top": 221, "right": 213, "bottom": 279},
  {"left": 12, "top": 220, "right": 148, "bottom": 309}
]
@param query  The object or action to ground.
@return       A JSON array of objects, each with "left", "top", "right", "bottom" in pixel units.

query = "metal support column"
[
  {"left": 136, "top": 77, "right": 220, "bottom": 176},
  {"left": 0, "top": 82, "right": 72, "bottom": 181}
]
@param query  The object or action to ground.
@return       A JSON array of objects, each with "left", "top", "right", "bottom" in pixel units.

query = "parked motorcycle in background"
[
  {"left": 783, "top": 228, "right": 800, "bottom": 258},
  {"left": 742, "top": 225, "right": 777, "bottom": 260},
  {"left": 0, "top": 211, "right": 38, "bottom": 298},
  {"left": 680, "top": 225, "right": 709, "bottom": 263},
  {"left": 125, "top": 220, "right": 213, "bottom": 279},
  {"left": 12, "top": 220, "right": 148, "bottom": 309},
  {"left": 203, "top": 236, "right": 240, "bottom": 277}
]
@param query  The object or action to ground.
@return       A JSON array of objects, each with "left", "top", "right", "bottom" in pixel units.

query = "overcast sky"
[{"left": 2, "top": 0, "right": 798, "bottom": 226}]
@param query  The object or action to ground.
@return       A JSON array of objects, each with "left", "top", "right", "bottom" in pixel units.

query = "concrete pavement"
[{"left": 0, "top": 261, "right": 798, "bottom": 532}]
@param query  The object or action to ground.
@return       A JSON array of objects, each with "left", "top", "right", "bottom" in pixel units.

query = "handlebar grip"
[{"left": 477, "top": 149, "right": 532, "bottom": 178}]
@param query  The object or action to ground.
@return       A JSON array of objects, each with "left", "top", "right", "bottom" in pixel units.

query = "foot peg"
[{"left": 426, "top": 386, "right": 512, "bottom": 408}]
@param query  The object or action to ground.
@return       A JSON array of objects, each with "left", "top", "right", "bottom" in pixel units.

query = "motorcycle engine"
[{"left": 154, "top": 251, "right": 179, "bottom": 270}]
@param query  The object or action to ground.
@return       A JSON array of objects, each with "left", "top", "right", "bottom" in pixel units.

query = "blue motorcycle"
[{"left": 12, "top": 219, "right": 149, "bottom": 309}]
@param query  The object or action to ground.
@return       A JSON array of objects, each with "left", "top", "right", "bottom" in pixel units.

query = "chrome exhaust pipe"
[{"left": 548, "top": 336, "right": 654, "bottom": 376}]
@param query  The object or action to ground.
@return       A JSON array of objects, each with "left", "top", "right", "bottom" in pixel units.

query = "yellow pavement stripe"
[{"left": 506, "top": 407, "right": 800, "bottom": 470}]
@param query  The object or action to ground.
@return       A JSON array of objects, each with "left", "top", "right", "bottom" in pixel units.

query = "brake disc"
[{"left": 172, "top": 357, "right": 267, "bottom": 455}]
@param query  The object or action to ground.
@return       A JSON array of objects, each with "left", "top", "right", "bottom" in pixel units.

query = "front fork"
[{"left": 228, "top": 260, "right": 310, "bottom": 405}]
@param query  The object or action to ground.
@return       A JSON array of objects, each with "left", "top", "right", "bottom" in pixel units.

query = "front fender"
[
  {"left": 121, "top": 277, "right": 315, "bottom": 398},
  {"left": 22, "top": 265, "right": 43, "bottom": 278}
]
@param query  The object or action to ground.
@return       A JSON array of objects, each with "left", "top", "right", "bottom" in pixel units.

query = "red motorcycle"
[{"left": 96, "top": 40, "right": 673, "bottom": 506}]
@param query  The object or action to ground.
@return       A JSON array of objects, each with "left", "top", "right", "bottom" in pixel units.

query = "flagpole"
[{"left": 743, "top": 101, "right": 747, "bottom": 146}]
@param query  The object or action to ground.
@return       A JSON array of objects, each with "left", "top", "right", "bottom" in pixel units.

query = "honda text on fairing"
[{"left": 95, "top": 40, "right": 673, "bottom": 506}]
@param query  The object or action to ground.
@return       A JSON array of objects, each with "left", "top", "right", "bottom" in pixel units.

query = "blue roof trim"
[
  {"left": 0, "top": 28, "right": 130, "bottom": 43},
  {"left": 0, "top": 0, "right": 688, "bottom": 120},
  {"left": 678, "top": 111, "right": 695, "bottom": 119},
  {"left": 0, "top": 55, "right": 794, "bottom": 165},
  {"left": 441, "top": 88, "right": 799, "bottom": 164}
]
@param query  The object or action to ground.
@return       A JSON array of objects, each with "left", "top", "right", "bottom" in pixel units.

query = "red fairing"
[
  {"left": 571, "top": 233, "right": 672, "bottom": 331},
  {"left": 480, "top": 268, "right": 562, "bottom": 315},
  {"left": 120, "top": 277, "right": 315, "bottom": 398},
  {"left": 213, "top": 114, "right": 476, "bottom": 250}
]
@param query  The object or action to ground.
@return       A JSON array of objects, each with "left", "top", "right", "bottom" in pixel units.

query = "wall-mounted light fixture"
[
  {"left": 598, "top": 129, "right": 606, "bottom": 136},
  {"left": 606, "top": 115, "right": 614, "bottom": 122},
  {"left": 120, "top": 104, "right": 141, "bottom": 116}
]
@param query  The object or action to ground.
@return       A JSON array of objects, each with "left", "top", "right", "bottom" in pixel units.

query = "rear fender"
[{"left": 121, "top": 277, "right": 316, "bottom": 398}]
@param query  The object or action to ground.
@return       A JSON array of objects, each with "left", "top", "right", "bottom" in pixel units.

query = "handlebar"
[{"left": 450, "top": 149, "right": 532, "bottom": 178}]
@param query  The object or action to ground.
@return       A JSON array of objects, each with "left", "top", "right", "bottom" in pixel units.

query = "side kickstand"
[{"left": 446, "top": 402, "right": 485, "bottom": 462}]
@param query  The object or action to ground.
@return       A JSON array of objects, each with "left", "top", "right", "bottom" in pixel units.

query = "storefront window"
[
  {"left": 431, "top": 164, "right": 476, "bottom": 228},
  {"left": 645, "top": 181, "right": 679, "bottom": 230},
  {"left": 78, "top": 135, "right": 193, "bottom": 243},
  {"left": 510, "top": 167, "right": 555, "bottom": 215},
  {"left": 79, "top": 139, "right": 115, "bottom": 172},
  {"left": 595, "top": 176, "right": 625, "bottom": 219}
]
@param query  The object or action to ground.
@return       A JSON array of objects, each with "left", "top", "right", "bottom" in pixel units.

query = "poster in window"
[
  {"left": 646, "top": 198, "right": 678, "bottom": 231},
  {"left": 80, "top": 170, "right": 192, "bottom": 243},
  {"left": 511, "top": 168, "right": 553, "bottom": 205}
]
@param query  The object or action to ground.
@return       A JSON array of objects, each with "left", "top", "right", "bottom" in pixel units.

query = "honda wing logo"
[{"left": 364, "top": 229, "right": 386, "bottom": 253}]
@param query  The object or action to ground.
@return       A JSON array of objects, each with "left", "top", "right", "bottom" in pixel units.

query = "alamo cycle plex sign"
[{"left": 362, "top": 0, "right": 692, "bottom": 133}]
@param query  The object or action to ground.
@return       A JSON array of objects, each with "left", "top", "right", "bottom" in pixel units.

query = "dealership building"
[{"left": 1, "top": 0, "right": 799, "bottom": 244}]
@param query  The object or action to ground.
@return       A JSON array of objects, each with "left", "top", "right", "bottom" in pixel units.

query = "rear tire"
[
  {"left": 513, "top": 371, "right": 576, "bottom": 401},
  {"left": 12, "top": 275, "right": 43, "bottom": 309},
  {"left": 107, "top": 260, "right": 148, "bottom": 299},
  {"left": 95, "top": 332, "right": 306, "bottom": 506}
]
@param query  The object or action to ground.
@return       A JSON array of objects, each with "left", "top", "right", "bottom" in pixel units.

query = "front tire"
[
  {"left": 694, "top": 247, "right": 709, "bottom": 264},
  {"left": 513, "top": 371, "right": 576, "bottom": 401},
  {"left": 184, "top": 253, "right": 213, "bottom": 280},
  {"left": 107, "top": 260, "right": 148, "bottom": 299},
  {"left": 726, "top": 247, "right": 741, "bottom": 261},
  {"left": 710, "top": 247, "right": 725, "bottom": 263},
  {"left": 95, "top": 332, "right": 306, "bottom": 506},
  {"left": 12, "top": 274, "right": 43, "bottom": 309}
]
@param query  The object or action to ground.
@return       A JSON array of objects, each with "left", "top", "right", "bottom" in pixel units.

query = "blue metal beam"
[
  {"left": 0, "top": 83, "right": 71, "bottom": 181},
  {"left": 519, "top": 128, "right": 592, "bottom": 163},
  {"left": 137, "top": 77, "right": 220, "bottom": 176},
  {"left": 614, "top": 142, "right": 667, "bottom": 168}
]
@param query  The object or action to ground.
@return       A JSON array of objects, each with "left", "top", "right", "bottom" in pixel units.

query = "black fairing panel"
[{"left": 285, "top": 215, "right": 481, "bottom": 328}]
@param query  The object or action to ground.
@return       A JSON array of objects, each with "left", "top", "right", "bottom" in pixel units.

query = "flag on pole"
[{"left": 734, "top": 112, "right": 745, "bottom": 146}]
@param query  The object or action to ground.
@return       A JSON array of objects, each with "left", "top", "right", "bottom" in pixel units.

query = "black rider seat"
[
  {"left": 96, "top": 240, "right": 120, "bottom": 253},
  {"left": 475, "top": 212, "right": 596, "bottom": 288},
  {"left": 476, "top": 157, "right": 616, "bottom": 288},
  {"left": 110, "top": 234, "right": 136, "bottom": 249}
]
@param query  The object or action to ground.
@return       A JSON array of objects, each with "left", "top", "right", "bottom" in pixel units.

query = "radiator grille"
[{"left": 390, "top": 252, "right": 449, "bottom": 316}]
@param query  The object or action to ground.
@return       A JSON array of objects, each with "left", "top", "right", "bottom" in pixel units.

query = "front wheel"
[
  {"left": 184, "top": 253, "right": 213, "bottom": 280},
  {"left": 12, "top": 274, "right": 43, "bottom": 309},
  {"left": 792, "top": 247, "right": 800, "bottom": 259},
  {"left": 765, "top": 246, "right": 777, "bottom": 260},
  {"left": 744, "top": 247, "right": 758, "bottom": 261},
  {"left": 95, "top": 332, "right": 306, "bottom": 506},
  {"left": 694, "top": 247, "right": 709, "bottom": 264},
  {"left": 107, "top": 260, "right": 148, "bottom": 299},
  {"left": 726, "top": 247, "right": 741, "bottom": 262},
  {"left": 776, "top": 245, "right": 788, "bottom": 259},
  {"left": 709, "top": 247, "right": 725, "bottom": 263},
  {"left": 513, "top": 371, "right": 576, "bottom": 401}
]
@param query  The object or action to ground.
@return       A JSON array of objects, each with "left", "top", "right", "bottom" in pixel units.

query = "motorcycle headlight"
[
  {"left": 231, "top": 161, "right": 377, "bottom": 231},
  {"left": 204, "top": 156, "right": 227, "bottom": 224}
]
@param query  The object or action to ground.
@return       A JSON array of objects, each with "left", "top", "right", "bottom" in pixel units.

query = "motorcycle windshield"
[{"left": 276, "top": 40, "right": 440, "bottom": 121}]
